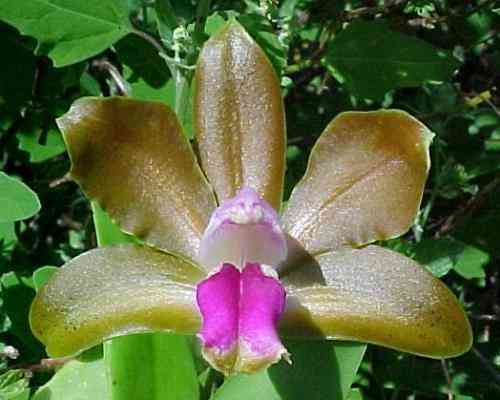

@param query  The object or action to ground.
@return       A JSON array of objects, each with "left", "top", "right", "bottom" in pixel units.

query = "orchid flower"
[{"left": 30, "top": 22, "right": 472, "bottom": 376}]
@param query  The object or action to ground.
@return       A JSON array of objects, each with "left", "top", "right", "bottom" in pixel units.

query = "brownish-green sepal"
[
  {"left": 30, "top": 245, "right": 206, "bottom": 357},
  {"left": 282, "top": 110, "right": 433, "bottom": 255},
  {"left": 58, "top": 97, "right": 217, "bottom": 261},
  {"left": 194, "top": 21, "right": 286, "bottom": 211},
  {"left": 279, "top": 245, "right": 472, "bottom": 358}
]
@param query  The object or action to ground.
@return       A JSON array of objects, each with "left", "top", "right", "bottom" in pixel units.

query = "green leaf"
[
  {"left": 32, "top": 266, "right": 58, "bottom": 292},
  {"left": 0, "top": 0, "right": 132, "bottom": 66},
  {"left": 32, "top": 358, "right": 108, "bottom": 400},
  {"left": 453, "top": 245, "right": 489, "bottom": 279},
  {"left": 105, "top": 334, "right": 200, "bottom": 400},
  {"left": 0, "top": 172, "right": 41, "bottom": 222},
  {"left": 0, "top": 370, "right": 30, "bottom": 400},
  {"left": 324, "top": 20, "right": 459, "bottom": 100},
  {"left": 80, "top": 72, "right": 102, "bottom": 96},
  {"left": 452, "top": 9, "right": 500, "bottom": 45},
  {"left": 410, "top": 238, "right": 489, "bottom": 279},
  {"left": 347, "top": 388, "right": 363, "bottom": 400},
  {"left": 215, "top": 342, "right": 365, "bottom": 400},
  {"left": 154, "top": 0, "right": 178, "bottom": 44},
  {"left": 18, "top": 127, "right": 66, "bottom": 163},
  {"left": 124, "top": 66, "right": 175, "bottom": 103},
  {"left": 412, "top": 238, "right": 466, "bottom": 277},
  {"left": 91, "top": 202, "right": 136, "bottom": 246},
  {"left": 0, "top": 222, "right": 16, "bottom": 251},
  {"left": 204, "top": 13, "right": 227, "bottom": 36}
]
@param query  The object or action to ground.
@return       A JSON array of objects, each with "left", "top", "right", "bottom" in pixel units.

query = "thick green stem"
[
  {"left": 92, "top": 203, "right": 199, "bottom": 400},
  {"left": 174, "top": 69, "right": 191, "bottom": 126}
]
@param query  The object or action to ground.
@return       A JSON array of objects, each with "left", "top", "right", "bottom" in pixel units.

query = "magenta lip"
[{"left": 196, "top": 262, "right": 288, "bottom": 373}]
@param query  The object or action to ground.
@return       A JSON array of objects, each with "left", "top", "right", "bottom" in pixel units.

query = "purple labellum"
[
  {"left": 199, "top": 187, "right": 287, "bottom": 270},
  {"left": 197, "top": 262, "right": 289, "bottom": 375}
]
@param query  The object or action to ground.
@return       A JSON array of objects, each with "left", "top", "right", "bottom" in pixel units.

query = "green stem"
[
  {"left": 413, "top": 135, "right": 442, "bottom": 242},
  {"left": 174, "top": 69, "right": 190, "bottom": 123},
  {"left": 92, "top": 203, "right": 199, "bottom": 400}
]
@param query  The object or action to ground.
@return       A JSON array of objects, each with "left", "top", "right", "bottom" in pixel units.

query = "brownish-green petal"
[
  {"left": 279, "top": 245, "right": 472, "bottom": 358},
  {"left": 58, "top": 97, "right": 217, "bottom": 261},
  {"left": 194, "top": 21, "right": 286, "bottom": 211},
  {"left": 282, "top": 110, "right": 433, "bottom": 255},
  {"left": 30, "top": 245, "right": 205, "bottom": 357}
]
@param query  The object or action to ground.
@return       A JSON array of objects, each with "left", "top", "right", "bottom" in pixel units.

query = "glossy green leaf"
[
  {"left": 0, "top": 0, "right": 132, "bottom": 66},
  {"left": 0, "top": 370, "right": 30, "bottom": 400},
  {"left": 57, "top": 97, "right": 216, "bottom": 261},
  {"left": 347, "top": 389, "right": 363, "bottom": 400},
  {"left": 18, "top": 128, "right": 66, "bottom": 163},
  {"left": 32, "top": 358, "right": 108, "bottom": 400},
  {"left": 105, "top": 333, "right": 200, "bottom": 400},
  {"left": 32, "top": 266, "right": 58, "bottom": 292},
  {"left": 154, "top": 0, "right": 178, "bottom": 44},
  {"left": 412, "top": 238, "right": 489, "bottom": 279},
  {"left": 453, "top": 244, "right": 489, "bottom": 279},
  {"left": 324, "top": 20, "right": 459, "bottom": 100},
  {"left": 215, "top": 341, "right": 365, "bottom": 400},
  {"left": 412, "top": 238, "right": 467, "bottom": 278},
  {"left": 194, "top": 21, "right": 286, "bottom": 210},
  {"left": 0, "top": 222, "right": 16, "bottom": 251},
  {"left": 280, "top": 245, "right": 472, "bottom": 358},
  {"left": 0, "top": 172, "right": 41, "bottom": 222},
  {"left": 91, "top": 202, "right": 136, "bottom": 246},
  {"left": 282, "top": 110, "right": 432, "bottom": 255},
  {"left": 30, "top": 245, "right": 205, "bottom": 357},
  {"left": 125, "top": 68, "right": 175, "bottom": 104}
]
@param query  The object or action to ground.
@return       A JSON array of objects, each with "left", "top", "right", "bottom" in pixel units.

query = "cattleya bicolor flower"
[{"left": 30, "top": 22, "right": 472, "bottom": 375}]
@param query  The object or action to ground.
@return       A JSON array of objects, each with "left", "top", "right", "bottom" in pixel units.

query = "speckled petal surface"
[
  {"left": 199, "top": 187, "right": 287, "bottom": 270},
  {"left": 30, "top": 245, "right": 205, "bottom": 357},
  {"left": 197, "top": 263, "right": 288, "bottom": 375},
  {"left": 279, "top": 245, "right": 472, "bottom": 358},
  {"left": 194, "top": 21, "right": 286, "bottom": 211},
  {"left": 57, "top": 97, "right": 217, "bottom": 261},
  {"left": 282, "top": 110, "right": 433, "bottom": 255}
]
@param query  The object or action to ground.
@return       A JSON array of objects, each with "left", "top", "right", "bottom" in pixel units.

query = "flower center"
[
  {"left": 198, "top": 187, "right": 287, "bottom": 270},
  {"left": 196, "top": 187, "right": 289, "bottom": 374}
]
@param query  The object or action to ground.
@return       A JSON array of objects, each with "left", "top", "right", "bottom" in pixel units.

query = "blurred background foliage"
[{"left": 0, "top": 0, "right": 499, "bottom": 399}]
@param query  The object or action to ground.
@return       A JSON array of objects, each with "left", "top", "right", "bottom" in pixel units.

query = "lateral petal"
[
  {"left": 280, "top": 245, "right": 472, "bottom": 358},
  {"left": 282, "top": 110, "right": 432, "bottom": 254},
  {"left": 30, "top": 245, "right": 205, "bottom": 357},
  {"left": 58, "top": 97, "right": 217, "bottom": 261}
]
